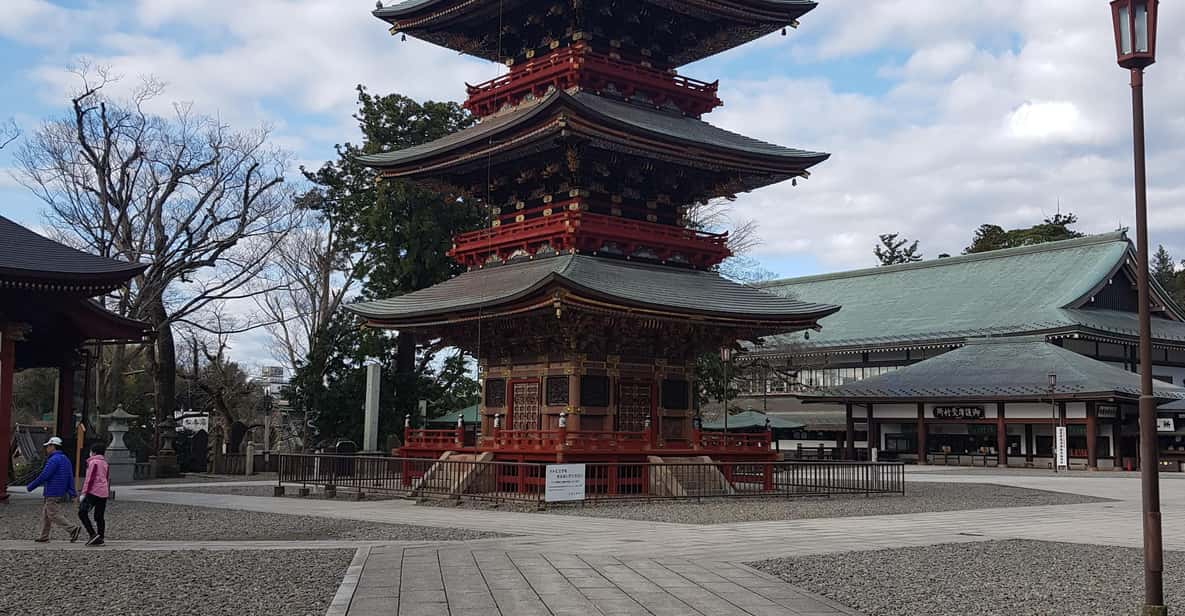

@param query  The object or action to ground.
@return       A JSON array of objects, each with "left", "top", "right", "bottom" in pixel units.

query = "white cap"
[{"left": 43, "top": 436, "right": 63, "bottom": 447}]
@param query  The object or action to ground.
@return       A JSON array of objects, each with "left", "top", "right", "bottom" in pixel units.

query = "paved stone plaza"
[{"left": 7, "top": 469, "right": 1185, "bottom": 615}]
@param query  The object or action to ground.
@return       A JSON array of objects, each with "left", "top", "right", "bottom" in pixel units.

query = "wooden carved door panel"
[
  {"left": 616, "top": 381, "right": 651, "bottom": 432},
  {"left": 510, "top": 380, "right": 541, "bottom": 431}
]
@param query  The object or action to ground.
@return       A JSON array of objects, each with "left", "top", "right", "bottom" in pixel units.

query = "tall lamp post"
[{"left": 1110, "top": 1, "right": 1164, "bottom": 614}]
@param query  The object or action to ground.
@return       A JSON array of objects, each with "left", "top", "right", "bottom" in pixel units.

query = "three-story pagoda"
[{"left": 351, "top": 0, "right": 838, "bottom": 464}]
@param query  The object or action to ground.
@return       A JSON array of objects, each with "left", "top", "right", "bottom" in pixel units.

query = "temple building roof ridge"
[
  {"left": 358, "top": 89, "right": 828, "bottom": 171},
  {"left": 799, "top": 335, "right": 1185, "bottom": 402},
  {"left": 0, "top": 215, "right": 146, "bottom": 293},
  {"left": 755, "top": 230, "right": 1185, "bottom": 354},
  {"left": 374, "top": 0, "right": 819, "bottom": 67},
  {"left": 348, "top": 252, "right": 839, "bottom": 326}
]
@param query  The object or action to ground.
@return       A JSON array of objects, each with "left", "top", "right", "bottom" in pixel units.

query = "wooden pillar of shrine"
[
  {"left": 916, "top": 402, "right": 927, "bottom": 464},
  {"left": 844, "top": 403, "right": 855, "bottom": 460},
  {"left": 1086, "top": 401, "right": 1099, "bottom": 470},
  {"left": 56, "top": 362, "right": 75, "bottom": 440},
  {"left": 996, "top": 402, "right": 1007, "bottom": 467},
  {"left": 866, "top": 404, "right": 878, "bottom": 458},
  {"left": 0, "top": 329, "right": 15, "bottom": 501}
]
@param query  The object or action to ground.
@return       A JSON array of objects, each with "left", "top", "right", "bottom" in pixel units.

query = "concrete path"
[{"left": 42, "top": 469, "right": 1183, "bottom": 616}]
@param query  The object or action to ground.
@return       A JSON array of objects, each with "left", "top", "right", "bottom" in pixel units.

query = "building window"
[
  {"left": 580, "top": 375, "right": 610, "bottom": 407},
  {"left": 484, "top": 379, "right": 506, "bottom": 408},
  {"left": 885, "top": 433, "right": 916, "bottom": 452},
  {"left": 545, "top": 376, "right": 569, "bottom": 406},
  {"left": 661, "top": 379, "right": 690, "bottom": 410}
]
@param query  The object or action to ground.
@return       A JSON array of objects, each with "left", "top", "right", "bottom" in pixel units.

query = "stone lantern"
[{"left": 100, "top": 405, "right": 137, "bottom": 484}]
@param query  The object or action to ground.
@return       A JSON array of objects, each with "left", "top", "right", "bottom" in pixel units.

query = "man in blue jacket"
[{"left": 27, "top": 436, "right": 82, "bottom": 543}]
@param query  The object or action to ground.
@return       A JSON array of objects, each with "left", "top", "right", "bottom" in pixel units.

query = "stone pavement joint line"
[{"left": 338, "top": 547, "right": 861, "bottom": 616}]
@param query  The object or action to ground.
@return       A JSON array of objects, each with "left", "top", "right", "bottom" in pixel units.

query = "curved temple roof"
[
  {"left": 0, "top": 216, "right": 146, "bottom": 292},
  {"left": 349, "top": 253, "right": 839, "bottom": 327},
  {"left": 374, "top": 0, "right": 819, "bottom": 66},
  {"left": 801, "top": 336, "right": 1185, "bottom": 402},
  {"left": 358, "top": 90, "right": 828, "bottom": 187},
  {"left": 757, "top": 231, "right": 1185, "bottom": 352}
]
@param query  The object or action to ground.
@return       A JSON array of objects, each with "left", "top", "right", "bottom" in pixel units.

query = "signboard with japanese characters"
[
  {"left": 545, "top": 464, "right": 587, "bottom": 502},
  {"left": 933, "top": 406, "right": 986, "bottom": 419}
]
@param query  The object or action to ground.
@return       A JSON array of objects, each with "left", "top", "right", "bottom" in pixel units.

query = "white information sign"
[
  {"left": 545, "top": 464, "right": 587, "bottom": 502},
  {"left": 1157, "top": 418, "right": 1176, "bottom": 433},
  {"left": 1054, "top": 426, "right": 1068, "bottom": 469}
]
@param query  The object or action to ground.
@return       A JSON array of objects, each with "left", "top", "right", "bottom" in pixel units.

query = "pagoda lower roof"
[
  {"left": 357, "top": 90, "right": 828, "bottom": 186},
  {"left": 0, "top": 216, "right": 145, "bottom": 294},
  {"left": 374, "top": 0, "right": 818, "bottom": 66},
  {"left": 348, "top": 253, "right": 839, "bottom": 328}
]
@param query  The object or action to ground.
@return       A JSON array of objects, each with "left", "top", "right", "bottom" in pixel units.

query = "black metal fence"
[{"left": 274, "top": 453, "right": 905, "bottom": 504}]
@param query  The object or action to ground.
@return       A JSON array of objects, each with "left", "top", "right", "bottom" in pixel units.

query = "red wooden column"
[
  {"left": 996, "top": 402, "right": 1007, "bottom": 467},
  {"left": 916, "top": 402, "right": 927, "bottom": 465},
  {"left": 55, "top": 362, "right": 74, "bottom": 439},
  {"left": 1086, "top": 401, "right": 1099, "bottom": 471},
  {"left": 0, "top": 330, "right": 15, "bottom": 501},
  {"left": 844, "top": 403, "right": 855, "bottom": 460}
]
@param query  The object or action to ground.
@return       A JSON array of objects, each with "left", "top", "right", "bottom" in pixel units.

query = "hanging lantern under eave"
[{"left": 1110, "top": 0, "right": 1159, "bottom": 69}]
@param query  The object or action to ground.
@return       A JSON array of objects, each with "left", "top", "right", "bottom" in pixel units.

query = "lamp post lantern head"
[
  {"left": 1111, "top": 0, "right": 1158, "bottom": 69},
  {"left": 1048, "top": 373, "right": 1057, "bottom": 390}
]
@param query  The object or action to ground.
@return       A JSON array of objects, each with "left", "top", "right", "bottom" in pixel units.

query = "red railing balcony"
[
  {"left": 695, "top": 431, "right": 773, "bottom": 452},
  {"left": 464, "top": 44, "right": 723, "bottom": 118},
  {"left": 403, "top": 428, "right": 465, "bottom": 449},
  {"left": 402, "top": 425, "right": 772, "bottom": 456},
  {"left": 449, "top": 210, "right": 731, "bottom": 268}
]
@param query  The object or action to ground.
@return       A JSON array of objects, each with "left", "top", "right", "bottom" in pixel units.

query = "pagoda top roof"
[
  {"left": 0, "top": 216, "right": 146, "bottom": 294},
  {"left": 358, "top": 90, "right": 828, "bottom": 175},
  {"left": 374, "top": 0, "right": 818, "bottom": 66},
  {"left": 349, "top": 253, "right": 839, "bottom": 327}
]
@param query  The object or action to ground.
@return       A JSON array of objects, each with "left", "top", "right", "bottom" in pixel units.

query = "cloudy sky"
[{"left": 2, "top": 0, "right": 1184, "bottom": 363}]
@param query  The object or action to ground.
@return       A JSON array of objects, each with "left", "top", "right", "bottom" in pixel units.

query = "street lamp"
[{"left": 1110, "top": 2, "right": 1164, "bottom": 614}]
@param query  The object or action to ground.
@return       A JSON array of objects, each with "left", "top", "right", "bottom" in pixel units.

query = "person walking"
[
  {"left": 78, "top": 442, "right": 110, "bottom": 546},
  {"left": 26, "top": 436, "right": 81, "bottom": 543}
]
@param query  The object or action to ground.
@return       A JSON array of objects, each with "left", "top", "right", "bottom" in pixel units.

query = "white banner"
[
  {"left": 545, "top": 464, "right": 586, "bottom": 502},
  {"left": 1055, "top": 426, "right": 1068, "bottom": 469}
]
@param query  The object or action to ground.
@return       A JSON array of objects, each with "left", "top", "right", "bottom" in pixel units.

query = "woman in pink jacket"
[{"left": 78, "top": 443, "right": 110, "bottom": 546}]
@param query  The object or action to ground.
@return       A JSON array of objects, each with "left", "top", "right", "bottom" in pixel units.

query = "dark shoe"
[
  {"left": 86, "top": 534, "right": 103, "bottom": 546},
  {"left": 69, "top": 527, "right": 81, "bottom": 543},
  {"left": 34, "top": 538, "right": 49, "bottom": 543}
]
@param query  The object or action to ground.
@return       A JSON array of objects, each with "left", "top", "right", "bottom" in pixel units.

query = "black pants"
[{"left": 78, "top": 495, "right": 107, "bottom": 537}]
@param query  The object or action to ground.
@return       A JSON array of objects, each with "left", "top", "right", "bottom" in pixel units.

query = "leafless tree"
[
  {"left": 0, "top": 118, "right": 18, "bottom": 150},
  {"left": 15, "top": 64, "right": 296, "bottom": 429},
  {"left": 255, "top": 207, "right": 367, "bottom": 370}
]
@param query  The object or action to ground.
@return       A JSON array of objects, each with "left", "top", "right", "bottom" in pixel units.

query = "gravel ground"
[
  {"left": 0, "top": 548, "right": 352, "bottom": 616},
  {"left": 132, "top": 473, "right": 279, "bottom": 485},
  {"left": 528, "top": 482, "right": 1109, "bottom": 524},
  {"left": 750, "top": 540, "right": 1185, "bottom": 616},
  {"left": 164, "top": 483, "right": 401, "bottom": 501},
  {"left": 0, "top": 499, "right": 502, "bottom": 542}
]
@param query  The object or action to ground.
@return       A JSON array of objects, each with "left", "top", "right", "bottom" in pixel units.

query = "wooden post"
[
  {"left": 1087, "top": 401, "right": 1099, "bottom": 471},
  {"left": 916, "top": 402, "right": 927, "bottom": 465},
  {"left": 844, "top": 403, "right": 855, "bottom": 460},
  {"left": 997, "top": 402, "right": 1007, "bottom": 467},
  {"left": 56, "top": 363, "right": 74, "bottom": 441},
  {"left": 0, "top": 332, "right": 15, "bottom": 501},
  {"left": 866, "top": 404, "right": 878, "bottom": 460}
]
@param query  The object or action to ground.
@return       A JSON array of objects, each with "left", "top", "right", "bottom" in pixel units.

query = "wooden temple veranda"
[
  {"left": 0, "top": 216, "right": 150, "bottom": 500},
  {"left": 348, "top": 0, "right": 842, "bottom": 471}
]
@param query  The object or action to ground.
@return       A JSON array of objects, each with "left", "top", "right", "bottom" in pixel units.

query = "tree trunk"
[
  {"left": 150, "top": 299, "right": 177, "bottom": 448},
  {"left": 396, "top": 331, "right": 416, "bottom": 426}
]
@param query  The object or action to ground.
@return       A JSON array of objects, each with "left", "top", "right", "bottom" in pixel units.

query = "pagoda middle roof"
[
  {"left": 0, "top": 215, "right": 146, "bottom": 293},
  {"left": 357, "top": 90, "right": 828, "bottom": 179},
  {"left": 349, "top": 253, "right": 839, "bottom": 327},
  {"left": 374, "top": 0, "right": 818, "bottom": 66}
]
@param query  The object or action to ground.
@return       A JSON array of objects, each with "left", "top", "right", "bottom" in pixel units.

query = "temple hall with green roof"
[{"left": 735, "top": 231, "right": 1185, "bottom": 471}]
